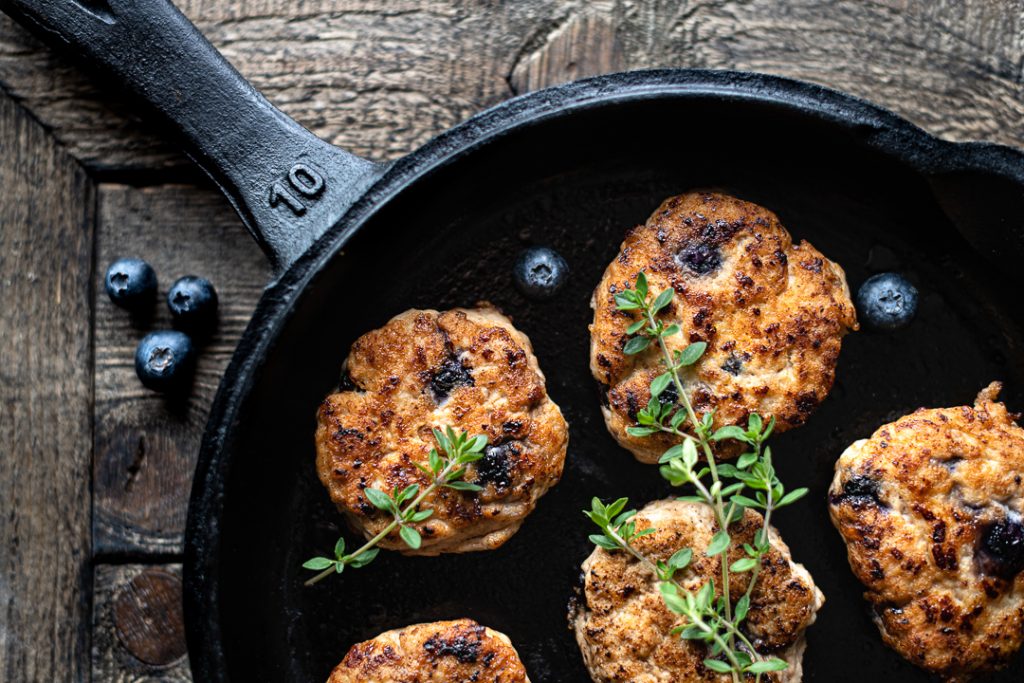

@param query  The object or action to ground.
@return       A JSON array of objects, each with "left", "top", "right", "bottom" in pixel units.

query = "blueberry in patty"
[
  {"left": 676, "top": 242, "right": 722, "bottom": 275},
  {"left": 429, "top": 356, "right": 473, "bottom": 401},
  {"left": 656, "top": 381, "right": 678, "bottom": 406},
  {"left": 978, "top": 518, "right": 1024, "bottom": 580},
  {"left": 167, "top": 275, "right": 218, "bottom": 333},
  {"left": 475, "top": 442, "right": 515, "bottom": 490},
  {"left": 721, "top": 353, "right": 744, "bottom": 376},
  {"left": 830, "top": 474, "right": 884, "bottom": 507},
  {"left": 135, "top": 330, "right": 195, "bottom": 392},
  {"left": 105, "top": 257, "right": 157, "bottom": 310},
  {"left": 856, "top": 272, "right": 918, "bottom": 330},
  {"left": 513, "top": 246, "right": 568, "bottom": 299}
]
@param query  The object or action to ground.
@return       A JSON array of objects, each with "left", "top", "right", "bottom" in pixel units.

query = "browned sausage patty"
[
  {"left": 315, "top": 306, "right": 567, "bottom": 555},
  {"left": 590, "top": 191, "right": 857, "bottom": 462},
  {"left": 327, "top": 619, "right": 531, "bottom": 683},
  {"left": 829, "top": 382, "right": 1024, "bottom": 681},
  {"left": 572, "top": 499, "right": 823, "bottom": 682}
]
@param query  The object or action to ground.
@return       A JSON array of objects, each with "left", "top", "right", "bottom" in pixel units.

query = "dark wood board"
[
  {"left": 92, "top": 183, "right": 269, "bottom": 558},
  {"left": 0, "top": 88, "right": 95, "bottom": 682},
  {"left": 91, "top": 564, "right": 191, "bottom": 681}
]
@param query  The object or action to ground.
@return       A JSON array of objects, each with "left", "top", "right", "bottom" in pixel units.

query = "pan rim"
[{"left": 182, "top": 67, "right": 1024, "bottom": 681}]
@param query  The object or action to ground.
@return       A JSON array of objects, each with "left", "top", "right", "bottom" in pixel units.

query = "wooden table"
[{"left": 1, "top": 1, "right": 1022, "bottom": 680}]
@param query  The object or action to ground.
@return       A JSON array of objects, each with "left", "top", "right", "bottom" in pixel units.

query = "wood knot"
[{"left": 113, "top": 568, "right": 187, "bottom": 666}]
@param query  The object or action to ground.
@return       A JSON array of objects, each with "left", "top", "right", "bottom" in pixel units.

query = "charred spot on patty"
[
  {"left": 502, "top": 420, "right": 524, "bottom": 436},
  {"left": 429, "top": 355, "right": 473, "bottom": 401},
  {"left": 475, "top": 441, "right": 516, "bottom": 490},
  {"left": 422, "top": 630, "right": 483, "bottom": 664},
  {"left": 831, "top": 475, "right": 884, "bottom": 507},
  {"left": 977, "top": 519, "right": 1024, "bottom": 580},
  {"left": 332, "top": 427, "right": 364, "bottom": 444},
  {"left": 932, "top": 544, "right": 958, "bottom": 571},
  {"left": 676, "top": 242, "right": 722, "bottom": 275},
  {"left": 691, "top": 384, "right": 716, "bottom": 413},
  {"left": 624, "top": 389, "right": 640, "bottom": 420},
  {"left": 338, "top": 371, "right": 361, "bottom": 392},
  {"left": 567, "top": 569, "right": 589, "bottom": 622},
  {"left": 795, "top": 391, "right": 819, "bottom": 414}
]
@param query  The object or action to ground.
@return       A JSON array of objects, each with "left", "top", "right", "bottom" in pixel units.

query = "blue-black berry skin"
[
  {"left": 134, "top": 330, "right": 195, "bottom": 392},
  {"left": 513, "top": 247, "right": 569, "bottom": 299},
  {"left": 979, "top": 519, "right": 1024, "bottom": 580},
  {"left": 167, "top": 275, "right": 218, "bottom": 332},
  {"left": 856, "top": 272, "right": 919, "bottom": 330},
  {"left": 105, "top": 258, "right": 157, "bottom": 309}
]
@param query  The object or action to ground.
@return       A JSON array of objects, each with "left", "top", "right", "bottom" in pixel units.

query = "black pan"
[{"left": 6, "top": 1, "right": 1024, "bottom": 681}]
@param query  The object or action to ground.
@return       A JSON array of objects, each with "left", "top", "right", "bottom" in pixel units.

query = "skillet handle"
[{"left": 1, "top": 0, "right": 383, "bottom": 272}]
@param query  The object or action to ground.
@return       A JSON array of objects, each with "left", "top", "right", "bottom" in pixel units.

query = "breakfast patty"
[
  {"left": 829, "top": 382, "right": 1024, "bottom": 680},
  {"left": 327, "top": 618, "right": 531, "bottom": 683},
  {"left": 572, "top": 499, "right": 823, "bottom": 682},
  {"left": 315, "top": 306, "right": 568, "bottom": 555},
  {"left": 590, "top": 191, "right": 857, "bottom": 462}
]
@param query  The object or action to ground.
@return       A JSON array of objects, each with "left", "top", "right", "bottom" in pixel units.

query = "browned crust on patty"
[
  {"left": 315, "top": 306, "right": 568, "bottom": 555},
  {"left": 828, "top": 382, "right": 1024, "bottom": 681},
  {"left": 590, "top": 191, "right": 857, "bottom": 462},
  {"left": 572, "top": 499, "right": 823, "bottom": 682},
  {"left": 328, "top": 618, "right": 531, "bottom": 683}
]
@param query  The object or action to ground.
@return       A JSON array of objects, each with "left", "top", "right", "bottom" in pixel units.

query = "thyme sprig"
[
  {"left": 304, "top": 427, "right": 486, "bottom": 586},
  {"left": 586, "top": 272, "right": 808, "bottom": 680}
]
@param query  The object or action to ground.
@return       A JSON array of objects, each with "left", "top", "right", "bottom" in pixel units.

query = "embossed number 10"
[{"left": 268, "top": 163, "right": 326, "bottom": 216}]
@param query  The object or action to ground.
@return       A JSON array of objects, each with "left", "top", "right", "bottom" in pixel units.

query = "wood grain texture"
[
  {"left": 92, "top": 182, "right": 270, "bottom": 556},
  {"left": 92, "top": 564, "right": 191, "bottom": 681},
  {"left": 1, "top": 0, "right": 1022, "bottom": 174},
  {"left": 0, "top": 90, "right": 95, "bottom": 683},
  {"left": 0, "top": 0, "right": 536, "bottom": 170},
  {"left": 509, "top": 2, "right": 627, "bottom": 94}
]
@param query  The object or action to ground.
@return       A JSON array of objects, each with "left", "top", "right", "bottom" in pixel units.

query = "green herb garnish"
[
  {"left": 586, "top": 272, "right": 808, "bottom": 681},
  {"left": 303, "top": 426, "right": 486, "bottom": 586}
]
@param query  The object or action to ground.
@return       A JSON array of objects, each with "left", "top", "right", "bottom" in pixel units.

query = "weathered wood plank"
[
  {"left": 2, "top": 0, "right": 1024, "bottom": 176},
  {"left": 92, "top": 182, "right": 270, "bottom": 556},
  {"left": 514, "top": 0, "right": 1023, "bottom": 147},
  {"left": 92, "top": 564, "right": 191, "bottom": 681},
  {"left": 2, "top": 1, "right": 1020, "bottom": 173},
  {"left": 609, "top": 0, "right": 1024, "bottom": 148},
  {"left": 0, "top": 90, "right": 95, "bottom": 683},
  {"left": 509, "top": 3, "right": 627, "bottom": 94},
  {"left": 0, "top": 0, "right": 543, "bottom": 170}
]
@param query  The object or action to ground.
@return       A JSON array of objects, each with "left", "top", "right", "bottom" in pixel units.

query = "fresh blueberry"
[
  {"left": 513, "top": 246, "right": 569, "bottom": 299},
  {"left": 105, "top": 258, "right": 157, "bottom": 310},
  {"left": 856, "top": 272, "right": 919, "bottom": 330},
  {"left": 167, "top": 275, "right": 218, "bottom": 333},
  {"left": 134, "top": 330, "right": 195, "bottom": 392}
]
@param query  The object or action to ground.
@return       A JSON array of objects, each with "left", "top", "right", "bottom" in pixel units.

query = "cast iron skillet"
[{"left": 6, "top": 1, "right": 1024, "bottom": 681}]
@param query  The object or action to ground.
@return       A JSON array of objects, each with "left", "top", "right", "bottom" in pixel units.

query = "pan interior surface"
[{"left": 207, "top": 96, "right": 1024, "bottom": 681}]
